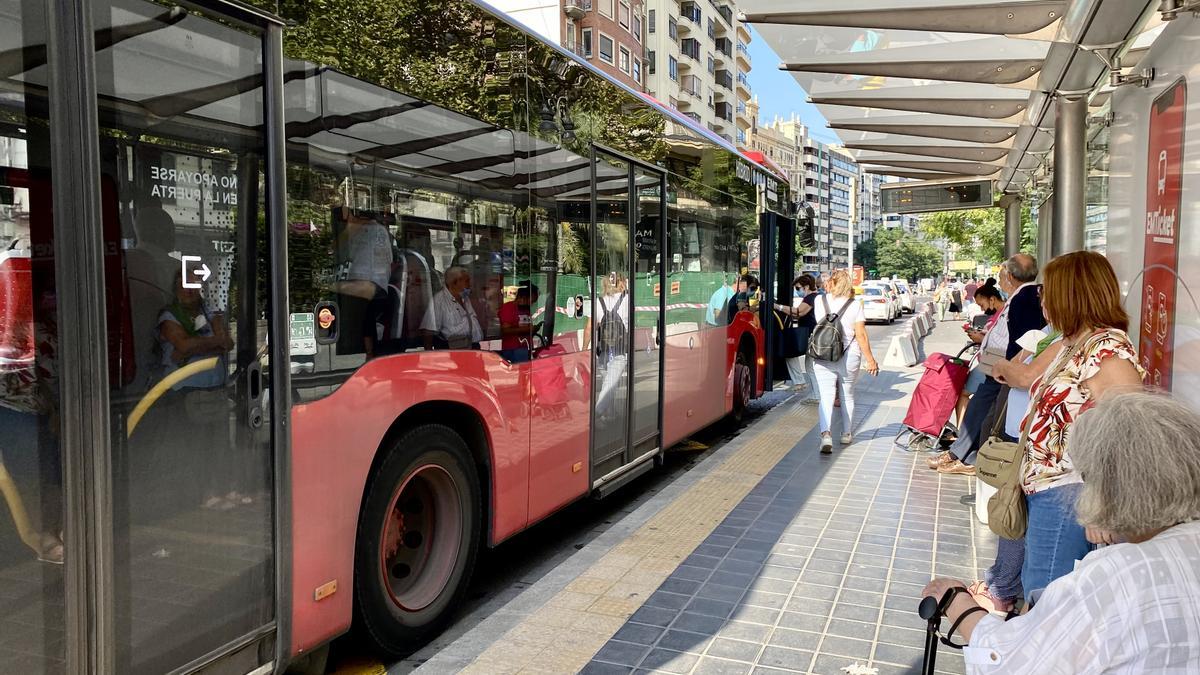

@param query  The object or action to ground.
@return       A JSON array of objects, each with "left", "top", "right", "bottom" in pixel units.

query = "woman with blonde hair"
[{"left": 810, "top": 269, "right": 879, "bottom": 453}]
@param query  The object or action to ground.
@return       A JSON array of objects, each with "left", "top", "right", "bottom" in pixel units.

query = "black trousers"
[{"left": 950, "top": 376, "right": 1004, "bottom": 465}]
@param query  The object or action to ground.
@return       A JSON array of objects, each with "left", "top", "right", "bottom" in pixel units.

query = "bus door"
[
  {"left": 590, "top": 149, "right": 665, "bottom": 482},
  {"left": 95, "top": 2, "right": 278, "bottom": 672}
]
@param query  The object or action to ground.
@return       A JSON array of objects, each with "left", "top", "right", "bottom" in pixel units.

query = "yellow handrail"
[{"left": 126, "top": 357, "right": 220, "bottom": 438}]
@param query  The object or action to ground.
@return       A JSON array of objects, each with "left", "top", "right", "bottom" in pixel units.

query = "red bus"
[{"left": 0, "top": 0, "right": 793, "bottom": 672}]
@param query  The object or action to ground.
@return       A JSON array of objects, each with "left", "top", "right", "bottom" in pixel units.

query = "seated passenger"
[
  {"left": 922, "top": 392, "right": 1200, "bottom": 673},
  {"left": 420, "top": 265, "right": 482, "bottom": 349},
  {"left": 498, "top": 282, "right": 540, "bottom": 363}
]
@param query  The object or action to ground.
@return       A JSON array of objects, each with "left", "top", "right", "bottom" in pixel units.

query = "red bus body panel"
[{"left": 289, "top": 318, "right": 761, "bottom": 654}]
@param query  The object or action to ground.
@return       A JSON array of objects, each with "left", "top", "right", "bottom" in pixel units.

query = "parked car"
[
  {"left": 866, "top": 280, "right": 902, "bottom": 319},
  {"left": 895, "top": 280, "right": 917, "bottom": 313},
  {"left": 859, "top": 285, "right": 894, "bottom": 324}
]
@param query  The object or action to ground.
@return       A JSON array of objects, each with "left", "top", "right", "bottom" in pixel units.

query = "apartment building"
[
  {"left": 642, "top": 0, "right": 752, "bottom": 144},
  {"left": 856, "top": 170, "right": 885, "bottom": 246},
  {"left": 492, "top": 0, "right": 648, "bottom": 91}
]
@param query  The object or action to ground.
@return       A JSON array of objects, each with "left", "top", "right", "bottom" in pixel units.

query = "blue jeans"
[
  {"left": 1022, "top": 483, "right": 1093, "bottom": 606},
  {"left": 984, "top": 536, "right": 1025, "bottom": 602}
]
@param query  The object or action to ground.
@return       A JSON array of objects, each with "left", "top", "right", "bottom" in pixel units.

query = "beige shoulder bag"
[{"left": 980, "top": 344, "right": 1079, "bottom": 539}]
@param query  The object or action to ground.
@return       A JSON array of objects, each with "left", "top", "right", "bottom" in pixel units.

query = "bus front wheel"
[
  {"left": 730, "top": 352, "right": 753, "bottom": 424},
  {"left": 354, "top": 424, "right": 482, "bottom": 658}
]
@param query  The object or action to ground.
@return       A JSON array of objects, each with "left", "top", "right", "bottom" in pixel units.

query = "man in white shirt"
[{"left": 420, "top": 266, "right": 482, "bottom": 349}]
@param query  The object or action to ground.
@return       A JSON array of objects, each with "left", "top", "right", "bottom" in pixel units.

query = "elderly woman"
[{"left": 922, "top": 393, "right": 1200, "bottom": 672}]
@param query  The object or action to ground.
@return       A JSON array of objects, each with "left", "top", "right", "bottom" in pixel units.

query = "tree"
[
  {"left": 919, "top": 202, "right": 1036, "bottom": 264},
  {"left": 870, "top": 227, "right": 943, "bottom": 280},
  {"left": 854, "top": 236, "right": 877, "bottom": 276}
]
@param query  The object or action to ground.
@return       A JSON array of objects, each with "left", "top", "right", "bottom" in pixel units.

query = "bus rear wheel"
[{"left": 354, "top": 424, "right": 482, "bottom": 658}]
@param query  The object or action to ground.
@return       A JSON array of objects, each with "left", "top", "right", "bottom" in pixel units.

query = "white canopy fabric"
[{"left": 744, "top": 0, "right": 1161, "bottom": 192}]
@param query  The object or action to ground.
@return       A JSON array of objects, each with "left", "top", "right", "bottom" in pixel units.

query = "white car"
[
  {"left": 895, "top": 281, "right": 917, "bottom": 313},
  {"left": 866, "top": 281, "right": 901, "bottom": 320},
  {"left": 859, "top": 285, "right": 894, "bottom": 323}
]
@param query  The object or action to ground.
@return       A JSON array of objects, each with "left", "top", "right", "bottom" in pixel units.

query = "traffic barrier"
[{"left": 884, "top": 325, "right": 921, "bottom": 367}]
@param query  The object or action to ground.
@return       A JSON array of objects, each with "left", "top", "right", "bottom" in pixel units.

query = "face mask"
[
  {"left": 460, "top": 287, "right": 471, "bottom": 301},
  {"left": 998, "top": 288, "right": 1009, "bottom": 301}
]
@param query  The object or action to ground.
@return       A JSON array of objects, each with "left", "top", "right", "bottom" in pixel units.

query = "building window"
[
  {"left": 582, "top": 28, "right": 593, "bottom": 58},
  {"left": 565, "top": 19, "right": 577, "bottom": 53},
  {"left": 668, "top": 16, "right": 677, "bottom": 40},
  {"left": 648, "top": 50, "right": 656, "bottom": 74},
  {"left": 648, "top": 9, "right": 655, "bottom": 33},
  {"left": 633, "top": 14, "right": 642, "bottom": 41},
  {"left": 598, "top": 0, "right": 614, "bottom": 17},
  {"left": 619, "top": 45, "right": 631, "bottom": 73},
  {"left": 668, "top": 55, "right": 678, "bottom": 81},
  {"left": 619, "top": 1, "right": 630, "bottom": 29},
  {"left": 599, "top": 33, "right": 614, "bottom": 64},
  {"left": 707, "top": 55, "right": 715, "bottom": 74},
  {"left": 633, "top": 58, "right": 642, "bottom": 84}
]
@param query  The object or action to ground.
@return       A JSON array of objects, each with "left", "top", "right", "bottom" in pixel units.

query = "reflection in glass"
[
  {"left": 93, "top": 0, "right": 273, "bottom": 671},
  {"left": 0, "top": 3, "right": 66, "bottom": 673},
  {"left": 631, "top": 168, "right": 663, "bottom": 449},
  {"left": 591, "top": 154, "right": 632, "bottom": 472}
]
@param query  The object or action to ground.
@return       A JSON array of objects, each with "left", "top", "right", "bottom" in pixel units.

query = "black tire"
[
  {"left": 729, "top": 350, "right": 753, "bottom": 425},
  {"left": 354, "top": 424, "right": 482, "bottom": 658}
]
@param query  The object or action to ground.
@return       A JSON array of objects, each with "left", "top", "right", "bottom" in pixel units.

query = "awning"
[{"left": 743, "top": 0, "right": 1161, "bottom": 194}]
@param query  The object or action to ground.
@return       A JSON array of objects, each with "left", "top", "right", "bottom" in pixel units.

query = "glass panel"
[
  {"left": 631, "top": 168, "right": 661, "bottom": 448},
  {"left": 0, "top": 1, "right": 66, "bottom": 672},
  {"left": 91, "top": 0, "right": 274, "bottom": 671},
  {"left": 592, "top": 154, "right": 631, "bottom": 468}
]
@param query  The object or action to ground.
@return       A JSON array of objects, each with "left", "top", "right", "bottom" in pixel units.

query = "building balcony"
[
  {"left": 715, "top": 37, "right": 732, "bottom": 58},
  {"left": 736, "top": 41, "right": 751, "bottom": 69},
  {"left": 715, "top": 101, "right": 734, "bottom": 122},
  {"left": 564, "top": 0, "right": 590, "bottom": 20},
  {"left": 737, "top": 22, "right": 751, "bottom": 42},
  {"left": 714, "top": 68, "right": 733, "bottom": 90},
  {"left": 681, "top": 2, "right": 701, "bottom": 25}
]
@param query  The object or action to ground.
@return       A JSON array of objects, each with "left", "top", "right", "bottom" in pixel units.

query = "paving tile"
[
  {"left": 655, "top": 629, "right": 712, "bottom": 654},
  {"left": 766, "top": 628, "right": 821, "bottom": 652},
  {"left": 817, "top": 635, "right": 873, "bottom": 660},
  {"left": 613, "top": 623, "right": 666, "bottom": 646},
  {"left": 692, "top": 655, "right": 755, "bottom": 675},
  {"left": 645, "top": 592, "right": 691, "bottom": 611},
  {"left": 824, "top": 618, "right": 877, "bottom": 641},
  {"left": 873, "top": 642, "right": 928, "bottom": 668},
  {"left": 580, "top": 662, "right": 634, "bottom": 675},
  {"left": 776, "top": 611, "right": 828, "bottom": 633},
  {"left": 813, "top": 653, "right": 872, "bottom": 675},
  {"left": 671, "top": 612, "right": 726, "bottom": 635},
  {"left": 707, "top": 637, "right": 764, "bottom": 662},
  {"left": 727, "top": 605, "right": 781, "bottom": 626},
  {"left": 756, "top": 645, "right": 813, "bottom": 670},
  {"left": 687, "top": 598, "right": 737, "bottom": 619},
  {"left": 593, "top": 641, "right": 652, "bottom": 667},
  {"left": 637, "top": 648, "right": 700, "bottom": 674},
  {"left": 630, "top": 606, "right": 681, "bottom": 628},
  {"left": 830, "top": 602, "right": 880, "bottom": 623}
]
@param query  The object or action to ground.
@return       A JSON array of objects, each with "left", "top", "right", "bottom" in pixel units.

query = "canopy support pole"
[{"left": 1052, "top": 94, "right": 1087, "bottom": 256}]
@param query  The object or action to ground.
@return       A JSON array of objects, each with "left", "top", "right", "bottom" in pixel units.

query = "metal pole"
[
  {"left": 1052, "top": 95, "right": 1087, "bottom": 256},
  {"left": 1002, "top": 194, "right": 1022, "bottom": 257}
]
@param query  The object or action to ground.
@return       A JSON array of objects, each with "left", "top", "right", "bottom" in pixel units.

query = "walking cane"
[{"left": 917, "top": 587, "right": 989, "bottom": 675}]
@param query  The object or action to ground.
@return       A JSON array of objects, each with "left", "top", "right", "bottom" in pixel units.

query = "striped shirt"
[
  {"left": 420, "top": 288, "right": 482, "bottom": 345},
  {"left": 966, "top": 521, "right": 1200, "bottom": 673}
]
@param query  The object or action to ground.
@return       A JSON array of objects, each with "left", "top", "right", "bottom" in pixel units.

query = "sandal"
[{"left": 37, "top": 533, "right": 64, "bottom": 565}]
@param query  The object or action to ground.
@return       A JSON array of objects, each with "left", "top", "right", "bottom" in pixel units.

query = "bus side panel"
[
  {"left": 526, "top": 346, "right": 592, "bottom": 524},
  {"left": 662, "top": 326, "right": 731, "bottom": 447},
  {"left": 288, "top": 352, "right": 529, "bottom": 655}
]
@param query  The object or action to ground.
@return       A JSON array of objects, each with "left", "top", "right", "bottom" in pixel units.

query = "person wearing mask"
[
  {"left": 774, "top": 274, "right": 818, "bottom": 396},
  {"left": 498, "top": 282, "right": 540, "bottom": 363},
  {"left": 420, "top": 265, "right": 482, "bottom": 349},
  {"left": 921, "top": 393, "right": 1200, "bottom": 673},
  {"left": 941, "top": 283, "right": 1006, "bottom": 437},
  {"left": 727, "top": 273, "right": 759, "bottom": 323},
  {"left": 959, "top": 327, "right": 1064, "bottom": 615},
  {"left": 810, "top": 270, "right": 879, "bottom": 454},
  {"left": 705, "top": 275, "right": 735, "bottom": 326},
  {"left": 936, "top": 254, "right": 1044, "bottom": 475}
]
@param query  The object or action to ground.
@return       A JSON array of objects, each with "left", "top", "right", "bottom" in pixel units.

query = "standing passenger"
[
  {"left": 810, "top": 270, "right": 879, "bottom": 454},
  {"left": 587, "top": 272, "right": 629, "bottom": 419}
]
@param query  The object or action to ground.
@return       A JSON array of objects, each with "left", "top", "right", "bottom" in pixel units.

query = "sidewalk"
[{"left": 411, "top": 319, "right": 995, "bottom": 675}]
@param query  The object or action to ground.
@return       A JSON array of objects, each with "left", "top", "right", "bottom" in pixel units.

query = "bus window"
[{"left": 283, "top": 65, "right": 523, "bottom": 396}]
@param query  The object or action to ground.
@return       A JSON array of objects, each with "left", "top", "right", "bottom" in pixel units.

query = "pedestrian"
[
  {"left": 934, "top": 280, "right": 950, "bottom": 321},
  {"left": 935, "top": 254, "right": 1044, "bottom": 475},
  {"left": 777, "top": 274, "right": 819, "bottom": 399},
  {"left": 1008, "top": 250, "right": 1144, "bottom": 603},
  {"left": 809, "top": 270, "right": 879, "bottom": 454},
  {"left": 921, "top": 393, "right": 1200, "bottom": 673}
]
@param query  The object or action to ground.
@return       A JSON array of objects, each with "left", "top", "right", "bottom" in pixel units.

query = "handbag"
[
  {"left": 980, "top": 344, "right": 1080, "bottom": 539},
  {"left": 975, "top": 345, "right": 1007, "bottom": 377}
]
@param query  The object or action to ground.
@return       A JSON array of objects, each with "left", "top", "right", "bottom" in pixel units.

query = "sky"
[{"left": 745, "top": 26, "right": 841, "bottom": 145}]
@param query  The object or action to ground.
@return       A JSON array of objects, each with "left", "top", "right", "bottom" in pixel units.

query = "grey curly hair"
[{"left": 1071, "top": 392, "right": 1200, "bottom": 535}]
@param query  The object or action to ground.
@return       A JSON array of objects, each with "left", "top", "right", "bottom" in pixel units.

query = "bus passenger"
[
  {"left": 705, "top": 275, "right": 735, "bottom": 326},
  {"left": 420, "top": 265, "right": 482, "bottom": 350},
  {"left": 499, "top": 282, "right": 540, "bottom": 363},
  {"left": 336, "top": 207, "right": 393, "bottom": 357}
]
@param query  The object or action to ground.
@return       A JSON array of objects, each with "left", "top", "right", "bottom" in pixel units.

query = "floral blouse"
[{"left": 1021, "top": 328, "right": 1144, "bottom": 494}]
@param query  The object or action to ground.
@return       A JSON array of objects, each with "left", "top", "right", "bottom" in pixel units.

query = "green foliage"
[
  {"left": 854, "top": 236, "right": 877, "bottom": 275},
  {"left": 918, "top": 201, "right": 1036, "bottom": 263},
  {"left": 866, "top": 227, "right": 942, "bottom": 281}
]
